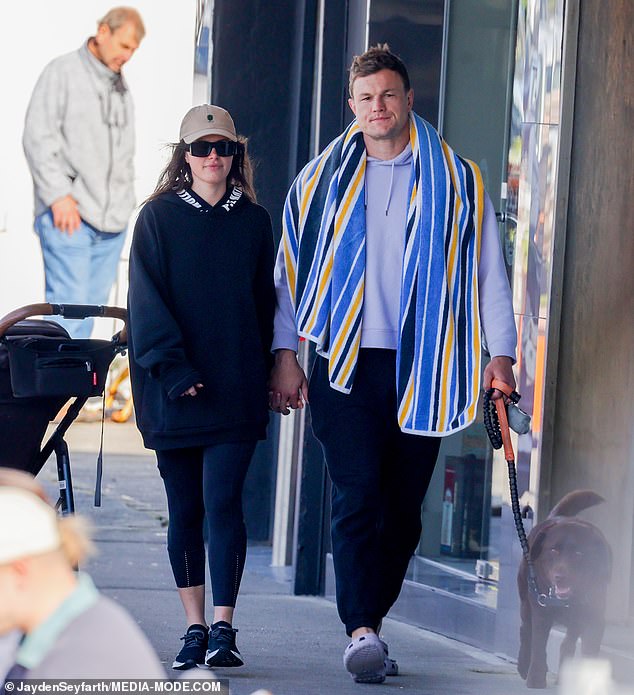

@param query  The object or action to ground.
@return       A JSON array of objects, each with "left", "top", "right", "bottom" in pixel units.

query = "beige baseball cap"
[
  {"left": 0, "top": 488, "right": 60, "bottom": 564},
  {"left": 179, "top": 104, "right": 237, "bottom": 144}
]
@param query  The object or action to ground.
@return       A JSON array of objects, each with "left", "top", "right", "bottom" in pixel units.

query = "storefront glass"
[
  {"left": 368, "top": 0, "right": 519, "bottom": 604},
  {"left": 424, "top": 0, "right": 519, "bottom": 601},
  {"left": 403, "top": 0, "right": 562, "bottom": 623},
  {"left": 368, "top": 0, "right": 445, "bottom": 126}
]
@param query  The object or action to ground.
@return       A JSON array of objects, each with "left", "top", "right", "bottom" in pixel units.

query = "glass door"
[{"left": 416, "top": 0, "right": 519, "bottom": 600}]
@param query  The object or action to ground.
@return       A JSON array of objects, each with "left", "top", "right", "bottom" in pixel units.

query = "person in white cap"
[
  {"left": 0, "top": 470, "right": 165, "bottom": 680},
  {"left": 127, "top": 104, "right": 275, "bottom": 671}
]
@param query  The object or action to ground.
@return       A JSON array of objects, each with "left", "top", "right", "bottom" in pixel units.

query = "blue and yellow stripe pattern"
[{"left": 282, "top": 113, "right": 484, "bottom": 436}]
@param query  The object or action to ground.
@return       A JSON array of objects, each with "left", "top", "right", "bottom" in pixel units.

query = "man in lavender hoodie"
[{"left": 269, "top": 45, "right": 517, "bottom": 684}]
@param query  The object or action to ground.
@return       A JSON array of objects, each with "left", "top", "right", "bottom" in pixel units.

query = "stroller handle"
[{"left": 0, "top": 303, "right": 127, "bottom": 341}]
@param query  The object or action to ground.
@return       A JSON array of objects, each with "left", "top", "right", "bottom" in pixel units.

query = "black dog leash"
[{"left": 483, "top": 380, "right": 569, "bottom": 608}]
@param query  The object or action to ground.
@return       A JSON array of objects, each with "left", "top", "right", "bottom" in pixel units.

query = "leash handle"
[
  {"left": 490, "top": 378, "right": 516, "bottom": 462},
  {"left": 495, "top": 397, "right": 515, "bottom": 462},
  {"left": 490, "top": 378, "right": 517, "bottom": 399}
]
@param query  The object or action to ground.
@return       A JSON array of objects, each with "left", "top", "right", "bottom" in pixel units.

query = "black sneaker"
[
  {"left": 205, "top": 621, "right": 244, "bottom": 667},
  {"left": 172, "top": 624, "right": 208, "bottom": 670}
]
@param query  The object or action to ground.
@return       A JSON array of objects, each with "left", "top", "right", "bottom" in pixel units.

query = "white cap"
[
  {"left": 179, "top": 104, "right": 237, "bottom": 143},
  {"left": 0, "top": 488, "right": 60, "bottom": 563}
]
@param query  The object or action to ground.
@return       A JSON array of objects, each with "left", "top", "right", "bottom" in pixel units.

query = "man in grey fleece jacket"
[{"left": 22, "top": 7, "right": 145, "bottom": 338}]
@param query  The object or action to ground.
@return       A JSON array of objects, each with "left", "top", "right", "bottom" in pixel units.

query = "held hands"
[
  {"left": 51, "top": 195, "right": 82, "bottom": 235},
  {"left": 268, "top": 349, "right": 309, "bottom": 415},
  {"left": 482, "top": 356, "right": 515, "bottom": 401},
  {"left": 181, "top": 383, "right": 204, "bottom": 397}
]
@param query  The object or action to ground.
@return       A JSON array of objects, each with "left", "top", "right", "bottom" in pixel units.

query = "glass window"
[
  {"left": 398, "top": 0, "right": 519, "bottom": 603},
  {"left": 368, "top": 0, "right": 445, "bottom": 126}
]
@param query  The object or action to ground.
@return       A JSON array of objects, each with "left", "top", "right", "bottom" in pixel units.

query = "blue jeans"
[{"left": 35, "top": 211, "right": 126, "bottom": 338}]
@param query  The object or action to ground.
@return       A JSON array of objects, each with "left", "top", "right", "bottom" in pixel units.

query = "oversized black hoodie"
[{"left": 127, "top": 185, "right": 275, "bottom": 450}]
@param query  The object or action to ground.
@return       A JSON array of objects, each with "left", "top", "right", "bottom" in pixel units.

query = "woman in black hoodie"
[{"left": 128, "top": 105, "right": 275, "bottom": 671}]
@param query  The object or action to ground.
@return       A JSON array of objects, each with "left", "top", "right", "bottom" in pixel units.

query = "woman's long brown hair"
[{"left": 145, "top": 135, "right": 257, "bottom": 204}]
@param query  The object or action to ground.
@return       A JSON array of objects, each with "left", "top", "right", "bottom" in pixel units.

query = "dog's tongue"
[{"left": 554, "top": 585, "right": 572, "bottom": 599}]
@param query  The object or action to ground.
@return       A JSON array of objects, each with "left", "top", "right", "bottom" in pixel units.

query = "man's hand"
[
  {"left": 482, "top": 355, "right": 515, "bottom": 401},
  {"left": 51, "top": 195, "right": 81, "bottom": 235},
  {"left": 268, "top": 349, "right": 309, "bottom": 415}
]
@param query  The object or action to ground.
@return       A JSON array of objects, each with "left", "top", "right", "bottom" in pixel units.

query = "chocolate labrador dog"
[{"left": 517, "top": 490, "right": 612, "bottom": 688}]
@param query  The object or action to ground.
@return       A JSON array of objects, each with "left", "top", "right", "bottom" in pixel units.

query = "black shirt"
[{"left": 128, "top": 186, "right": 275, "bottom": 450}]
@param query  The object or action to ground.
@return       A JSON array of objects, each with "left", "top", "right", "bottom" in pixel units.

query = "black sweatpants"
[
  {"left": 156, "top": 441, "right": 256, "bottom": 607},
  {"left": 309, "top": 349, "right": 441, "bottom": 635}
]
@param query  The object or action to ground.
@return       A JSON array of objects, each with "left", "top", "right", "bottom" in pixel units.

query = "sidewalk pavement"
[{"left": 35, "top": 421, "right": 544, "bottom": 694}]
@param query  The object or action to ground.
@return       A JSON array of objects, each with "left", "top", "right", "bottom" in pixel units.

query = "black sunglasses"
[{"left": 188, "top": 140, "right": 239, "bottom": 157}]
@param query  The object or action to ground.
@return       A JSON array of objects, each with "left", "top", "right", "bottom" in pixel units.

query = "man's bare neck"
[{"left": 363, "top": 130, "right": 410, "bottom": 160}]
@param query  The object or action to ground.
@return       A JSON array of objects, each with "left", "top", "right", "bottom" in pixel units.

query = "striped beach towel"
[{"left": 281, "top": 112, "right": 485, "bottom": 436}]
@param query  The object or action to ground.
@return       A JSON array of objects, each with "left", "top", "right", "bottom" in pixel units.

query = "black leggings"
[{"left": 156, "top": 441, "right": 256, "bottom": 606}]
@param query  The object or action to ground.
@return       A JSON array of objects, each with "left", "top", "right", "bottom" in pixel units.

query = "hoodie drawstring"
[
  {"left": 364, "top": 143, "right": 412, "bottom": 214},
  {"left": 385, "top": 161, "right": 395, "bottom": 215}
]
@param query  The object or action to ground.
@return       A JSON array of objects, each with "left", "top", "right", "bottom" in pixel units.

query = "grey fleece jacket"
[{"left": 22, "top": 41, "right": 136, "bottom": 232}]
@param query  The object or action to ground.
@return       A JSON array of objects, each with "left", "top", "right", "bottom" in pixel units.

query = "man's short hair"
[
  {"left": 348, "top": 43, "right": 410, "bottom": 97},
  {"left": 98, "top": 6, "right": 146, "bottom": 42}
]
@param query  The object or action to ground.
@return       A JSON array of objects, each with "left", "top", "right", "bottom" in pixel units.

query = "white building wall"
[{"left": 0, "top": 1, "right": 197, "bottom": 335}]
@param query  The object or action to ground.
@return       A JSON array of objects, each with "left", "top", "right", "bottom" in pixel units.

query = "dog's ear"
[{"left": 529, "top": 521, "right": 557, "bottom": 560}]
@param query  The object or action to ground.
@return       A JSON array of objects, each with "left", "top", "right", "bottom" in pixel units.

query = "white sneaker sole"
[
  {"left": 205, "top": 647, "right": 244, "bottom": 668},
  {"left": 343, "top": 634, "right": 386, "bottom": 684},
  {"left": 172, "top": 659, "right": 207, "bottom": 670}
]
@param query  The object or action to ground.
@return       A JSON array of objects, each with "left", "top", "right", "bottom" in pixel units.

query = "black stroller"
[{"left": 0, "top": 303, "right": 127, "bottom": 513}]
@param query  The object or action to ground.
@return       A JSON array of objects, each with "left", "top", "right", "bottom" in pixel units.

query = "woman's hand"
[{"left": 181, "top": 383, "right": 204, "bottom": 397}]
